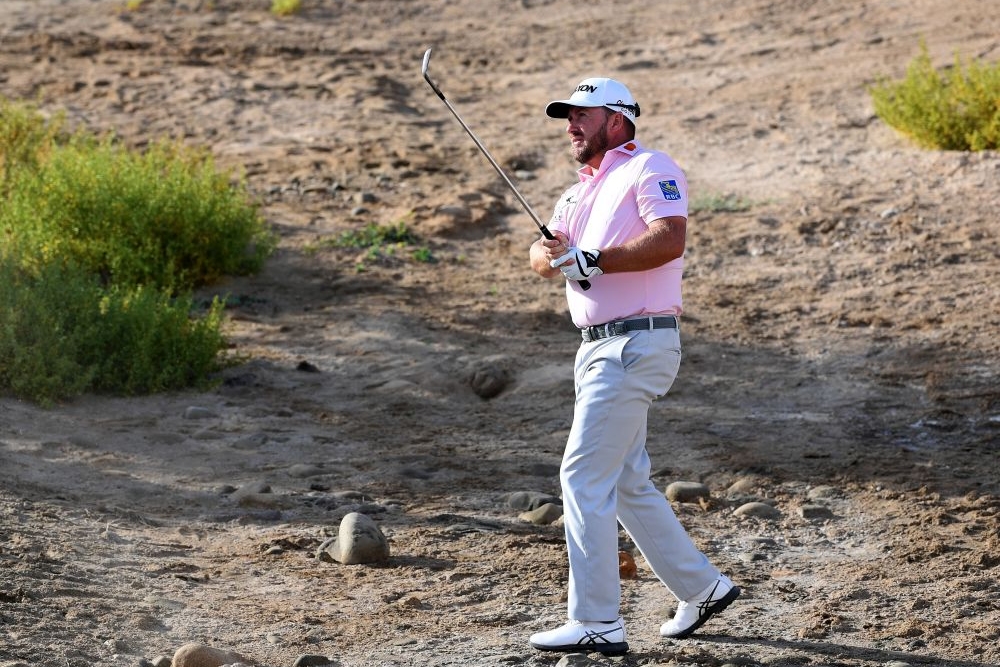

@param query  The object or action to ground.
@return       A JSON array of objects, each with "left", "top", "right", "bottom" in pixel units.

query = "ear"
[{"left": 609, "top": 111, "right": 628, "bottom": 135}]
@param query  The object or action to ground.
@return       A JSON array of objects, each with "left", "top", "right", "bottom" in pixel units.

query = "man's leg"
[{"left": 561, "top": 334, "right": 635, "bottom": 622}]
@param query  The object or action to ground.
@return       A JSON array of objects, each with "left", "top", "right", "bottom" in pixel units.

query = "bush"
[
  {"left": 0, "top": 99, "right": 64, "bottom": 194},
  {"left": 271, "top": 0, "right": 302, "bottom": 17},
  {"left": 870, "top": 42, "right": 1000, "bottom": 150},
  {"left": 2, "top": 136, "right": 274, "bottom": 292},
  {"left": 0, "top": 258, "right": 226, "bottom": 405},
  {"left": 0, "top": 100, "right": 271, "bottom": 404}
]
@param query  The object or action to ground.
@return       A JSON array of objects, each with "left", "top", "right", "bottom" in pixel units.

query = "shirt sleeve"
[{"left": 635, "top": 154, "right": 688, "bottom": 223}]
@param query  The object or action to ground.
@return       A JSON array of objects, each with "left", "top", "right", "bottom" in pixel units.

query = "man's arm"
[
  {"left": 596, "top": 216, "right": 686, "bottom": 273},
  {"left": 530, "top": 216, "right": 686, "bottom": 280}
]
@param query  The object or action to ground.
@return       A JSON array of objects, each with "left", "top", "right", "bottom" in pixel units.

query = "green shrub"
[
  {"left": 0, "top": 99, "right": 271, "bottom": 404},
  {"left": 871, "top": 42, "right": 1000, "bottom": 150},
  {"left": 0, "top": 258, "right": 226, "bottom": 405},
  {"left": 0, "top": 99, "right": 64, "bottom": 195},
  {"left": 271, "top": 0, "right": 302, "bottom": 17},
  {"left": 2, "top": 136, "right": 274, "bottom": 292}
]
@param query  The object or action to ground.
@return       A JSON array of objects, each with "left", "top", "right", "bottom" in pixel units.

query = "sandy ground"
[{"left": 1, "top": 1, "right": 999, "bottom": 666}]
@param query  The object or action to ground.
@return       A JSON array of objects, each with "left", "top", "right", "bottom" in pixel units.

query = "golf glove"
[{"left": 551, "top": 247, "right": 603, "bottom": 282}]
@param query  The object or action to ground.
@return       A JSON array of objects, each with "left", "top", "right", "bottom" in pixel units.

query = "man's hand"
[{"left": 551, "top": 247, "right": 603, "bottom": 282}]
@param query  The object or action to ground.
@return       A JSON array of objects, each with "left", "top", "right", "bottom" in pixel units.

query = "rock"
[
  {"left": 396, "top": 594, "right": 425, "bottom": 609},
  {"left": 171, "top": 642, "right": 252, "bottom": 667},
  {"left": 148, "top": 432, "right": 187, "bottom": 445},
  {"left": 556, "top": 653, "right": 601, "bottom": 666},
  {"left": 726, "top": 477, "right": 758, "bottom": 494},
  {"left": 507, "top": 490, "right": 561, "bottom": 511},
  {"left": 288, "top": 463, "right": 326, "bottom": 478},
  {"left": 734, "top": 501, "right": 782, "bottom": 519},
  {"left": 322, "top": 511, "right": 389, "bottom": 564},
  {"left": 293, "top": 656, "right": 339, "bottom": 667},
  {"left": 469, "top": 364, "right": 508, "bottom": 399},
  {"left": 231, "top": 433, "right": 268, "bottom": 450},
  {"left": 665, "top": 481, "right": 711, "bottom": 503},
  {"left": 151, "top": 656, "right": 173, "bottom": 667},
  {"left": 183, "top": 406, "right": 218, "bottom": 420},
  {"left": 739, "top": 550, "right": 768, "bottom": 563},
  {"left": 799, "top": 504, "right": 835, "bottom": 520},
  {"left": 519, "top": 502, "right": 563, "bottom": 525},
  {"left": 807, "top": 485, "right": 840, "bottom": 500},
  {"left": 233, "top": 481, "right": 271, "bottom": 497}
]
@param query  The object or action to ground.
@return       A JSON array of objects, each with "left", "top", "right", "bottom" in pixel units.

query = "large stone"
[
  {"left": 172, "top": 643, "right": 252, "bottom": 667},
  {"left": 507, "top": 490, "right": 561, "bottom": 511},
  {"left": 519, "top": 502, "right": 563, "bottom": 525},
  {"left": 325, "top": 512, "right": 389, "bottom": 564},
  {"left": 734, "top": 501, "right": 782, "bottom": 519},
  {"left": 665, "top": 481, "right": 711, "bottom": 503}
]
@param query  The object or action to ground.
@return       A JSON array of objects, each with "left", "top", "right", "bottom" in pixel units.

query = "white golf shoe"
[
  {"left": 529, "top": 617, "right": 628, "bottom": 655},
  {"left": 660, "top": 575, "right": 740, "bottom": 639}
]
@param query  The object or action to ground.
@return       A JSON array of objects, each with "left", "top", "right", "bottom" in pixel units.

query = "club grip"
[{"left": 541, "top": 226, "right": 591, "bottom": 291}]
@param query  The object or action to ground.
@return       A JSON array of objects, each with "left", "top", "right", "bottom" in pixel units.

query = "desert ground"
[{"left": 1, "top": 1, "right": 999, "bottom": 666}]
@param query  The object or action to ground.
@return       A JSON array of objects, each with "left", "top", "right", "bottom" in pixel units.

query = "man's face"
[{"left": 566, "top": 106, "right": 613, "bottom": 166}]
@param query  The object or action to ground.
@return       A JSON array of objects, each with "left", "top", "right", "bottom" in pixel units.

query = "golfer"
[{"left": 528, "top": 77, "right": 740, "bottom": 655}]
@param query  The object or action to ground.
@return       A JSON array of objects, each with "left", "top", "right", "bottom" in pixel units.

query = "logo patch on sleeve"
[{"left": 658, "top": 179, "right": 682, "bottom": 201}]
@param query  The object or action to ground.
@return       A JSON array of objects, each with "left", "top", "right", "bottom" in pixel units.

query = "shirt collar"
[{"left": 578, "top": 139, "right": 643, "bottom": 181}]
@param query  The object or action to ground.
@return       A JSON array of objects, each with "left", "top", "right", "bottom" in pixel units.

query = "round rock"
[
  {"left": 519, "top": 502, "right": 563, "bottom": 525},
  {"left": 665, "top": 481, "right": 711, "bottom": 503},
  {"left": 469, "top": 365, "right": 509, "bottom": 399},
  {"left": 507, "top": 490, "right": 561, "bottom": 511},
  {"left": 325, "top": 511, "right": 389, "bottom": 564},
  {"left": 734, "top": 501, "right": 782, "bottom": 519},
  {"left": 172, "top": 643, "right": 251, "bottom": 667}
]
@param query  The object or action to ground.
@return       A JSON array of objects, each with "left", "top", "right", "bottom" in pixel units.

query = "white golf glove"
[{"left": 551, "top": 247, "right": 603, "bottom": 282}]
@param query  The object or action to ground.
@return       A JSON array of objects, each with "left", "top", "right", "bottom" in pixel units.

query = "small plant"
[
  {"left": 412, "top": 246, "right": 435, "bottom": 263},
  {"left": 690, "top": 192, "right": 753, "bottom": 214},
  {"left": 124, "top": 0, "right": 144, "bottom": 10},
  {"left": 870, "top": 41, "right": 1000, "bottom": 150},
  {"left": 271, "top": 0, "right": 302, "bottom": 17},
  {"left": 310, "top": 218, "right": 433, "bottom": 267},
  {"left": 334, "top": 220, "right": 419, "bottom": 249}
]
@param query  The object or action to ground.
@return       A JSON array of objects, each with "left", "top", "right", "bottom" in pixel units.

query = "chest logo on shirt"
[{"left": 658, "top": 180, "right": 682, "bottom": 201}]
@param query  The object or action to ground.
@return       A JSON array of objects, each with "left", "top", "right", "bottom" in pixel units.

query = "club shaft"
[
  {"left": 425, "top": 82, "right": 551, "bottom": 238},
  {"left": 422, "top": 48, "right": 591, "bottom": 289}
]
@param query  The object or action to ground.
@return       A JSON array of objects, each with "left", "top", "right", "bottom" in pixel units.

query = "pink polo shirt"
[{"left": 548, "top": 140, "right": 688, "bottom": 328}]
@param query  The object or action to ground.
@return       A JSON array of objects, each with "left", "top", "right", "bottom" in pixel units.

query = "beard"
[{"left": 572, "top": 120, "right": 610, "bottom": 165}]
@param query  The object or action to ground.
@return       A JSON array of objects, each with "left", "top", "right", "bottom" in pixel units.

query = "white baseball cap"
[{"left": 545, "top": 77, "right": 640, "bottom": 125}]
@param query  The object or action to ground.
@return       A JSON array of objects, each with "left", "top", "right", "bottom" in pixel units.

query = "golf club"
[{"left": 421, "top": 47, "right": 591, "bottom": 291}]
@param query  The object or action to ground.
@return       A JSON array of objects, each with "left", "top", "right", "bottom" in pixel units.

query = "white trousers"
[{"left": 561, "top": 327, "right": 720, "bottom": 621}]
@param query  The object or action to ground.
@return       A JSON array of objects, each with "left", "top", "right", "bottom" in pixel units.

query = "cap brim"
[{"left": 544, "top": 101, "right": 574, "bottom": 118}]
